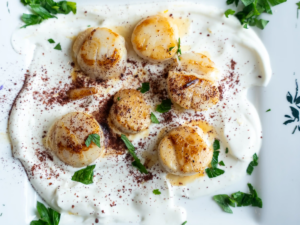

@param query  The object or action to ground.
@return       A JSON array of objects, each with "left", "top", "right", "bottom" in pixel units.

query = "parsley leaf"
[
  {"left": 297, "top": 2, "right": 300, "bottom": 18},
  {"left": 85, "top": 134, "right": 101, "bottom": 148},
  {"left": 117, "top": 97, "right": 120, "bottom": 101},
  {"left": 121, "top": 134, "right": 148, "bottom": 174},
  {"left": 266, "top": 109, "right": 271, "bottom": 112},
  {"left": 30, "top": 201, "right": 61, "bottom": 225},
  {"left": 214, "top": 183, "right": 262, "bottom": 214},
  {"left": 213, "top": 194, "right": 235, "bottom": 213},
  {"left": 169, "top": 46, "right": 175, "bottom": 51},
  {"left": 225, "top": 147, "right": 229, "bottom": 153},
  {"left": 20, "top": 0, "right": 76, "bottom": 28},
  {"left": 211, "top": 151, "right": 220, "bottom": 168},
  {"left": 231, "top": 183, "right": 263, "bottom": 208},
  {"left": 71, "top": 165, "right": 96, "bottom": 185},
  {"left": 156, "top": 99, "right": 172, "bottom": 113},
  {"left": 153, "top": 189, "right": 161, "bottom": 195},
  {"left": 246, "top": 153, "right": 259, "bottom": 175},
  {"left": 182, "top": 222, "right": 187, "bottom": 225},
  {"left": 138, "top": 82, "right": 150, "bottom": 93},
  {"left": 225, "top": 9, "right": 236, "bottom": 17},
  {"left": 219, "top": 161, "right": 225, "bottom": 166},
  {"left": 150, "top": 112, "right": 160, "bottom": 124},
  {"left": 54, "top": 43, "right": 62, "bottom": 50},
  {"left": 213, "top": 139, "right": 220, "bottom": 151},
  {"left": 225, "top": 0, "right": 285, "bottom": 29},
  {"left": 205, "top": 167, "right": 225, "bottom": 178},
  {"left": 21, "top": 14, "right": 43, "bottom": 28},
  {"left": 48, "top": 39, "right": 55, "bottom": 44}
]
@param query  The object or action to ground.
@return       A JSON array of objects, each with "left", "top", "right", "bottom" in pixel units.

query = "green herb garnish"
[
  {"left": 21, "top": 0, "right": 76, "bottom": 28},
  {"left": 206, "top": 139, "right": 225, "bottom": 178},
  {"left": 30, "top": 201, "right": 61, "bottom": 225},
  {"left": 225, "top": 147, "right": 229, "bottom": 153},
  {"left": 156, "top": 99, "right": 172, "bottom": 113},
  {"left": 71, "top": 165, "right": 95, "bottom": 185},
  {"left": 150, "top": 112, "right": 160, "bottom": 124},
  {"left": 48, "top": 39, "right": 55, "bottom": 44},
  {"left": 213, "top": 194, "right": 235, "bottom": 214},
  {"left": 153, "top": 189, "right": 161, "bottom": 195},
  {"left": 121, "top": 134, "right": 148, "bottom": 174},
  {"left": 213, "top": 183, "right": 262, "bottom": 213},
  {"left": 85, "top": 134, "right": 101, "bottom": 148},
  {"left": 117, "top": 97, "right": 120, "bottom": 101},
  {"left": 219, "top": 161, "right": 225, "bottom": 166},
  {"left": 169, "top": 46, "right": 175, "bottom": 51},
  {"left": 225, "top": 0, "right": 286, "bottom": 29},
  {"left": 224, "top": 9, "right": 235, "bottom": 17},
  {"left": 54, "top": 43, "right": 61, "bottom": 50},
  {"left": 297, "top": 2, "right": 300, "bottom": 18},
  {"left": 182, "top": 222, "right": 187, "bottom": 225},
  {"left": 246, "top": 153, "right": 259, "bottom": 175},
  {"left": 266, "top": 109, "right": 271, "bottom": 112},
  {"left": 138, "top": 82, "right": 150, "bottom": 93}
]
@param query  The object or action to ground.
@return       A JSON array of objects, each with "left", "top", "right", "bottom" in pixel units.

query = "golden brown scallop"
[
  {"left": 131, "top": 14, "right": 178, "bottom": 63},
  {"left": 45, "top": 112, "right": 105, "bottom": 168},
  {"left": 158, "top": 126, "right": 213, "bottom": 176},
  {"left": 167, "top": 71, "right": 220, "bottom": 111},
  {"left": 73, "top": 27, "right": 127, "bottom": 80},
  {"left": 109, "top": 89, "right": 151, "bottom": 134}
]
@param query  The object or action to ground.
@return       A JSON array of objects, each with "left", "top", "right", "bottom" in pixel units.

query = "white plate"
[{"left": 0, "top": 0, "right": 300, "bottom": 224}]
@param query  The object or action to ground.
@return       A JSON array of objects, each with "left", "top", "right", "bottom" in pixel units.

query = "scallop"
[
  {"left": 131, "top": 14, "right": 178, "bottom": 63},
  {"left": 176, "top": 52, "right": 219, "bottom": 80},
  {"left": 73, "top": 27, "right": 127, "bottom": 80},
  {"left": 109, "top": 89, "right": 151, "bottom": 134},
  {"left": 45, "top": 112, "right": 105, "bottom": 168},
  {"left": 158, "top": 126, "right": 213, "bottom": 176}
]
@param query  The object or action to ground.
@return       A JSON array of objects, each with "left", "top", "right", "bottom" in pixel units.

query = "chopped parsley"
[
  {"left": 138, "top": 82, "right": 150, "bottom": 93},
  {"left": 85, "top": 134, "right": 101, "bottom": 148},
  {"left": 297, "top": 2, "right": 300, "bottom": 18},
  {"left": 30, "top": 201, "right": 61, "bottom": 225},
  {"left": 177, "top": 38, "right": 182, "bottom": 60},
  {"left": 71, "top": 165, "right": 96, "bottom": 185},
  {"left": 266, "top": 109, "right": 271, "bottom": 112},
  {"left": 169, "top": 46, "right": 175, "bottom": 51},
  {"left": 219, "top": 161, "right": 225, "bottom": 166},
  {"left": 150, "top": 112, "right": 160, "bottom": 124},
  {"left": 213, "top": 194, "right": 235, "bottom": 214},
  {"left": 225, "top": 147, "right": 229, "bottom": 153},
  {"left": 182, "top": 222, "right": 187, "bottom": 225},
  {"left": 121, "top": 134, "right": 148, "bottom": 174},
  {"left": 205, "top": 139, "right": 225, "bottom": 178},
  {"left": 213, "top": 183, "right": 262, "bottom": 213},
  {"left": 48, "top": 39, "right": 55, "bottom": 44},
  {"left": 225, "top": 0, "right": 286, "bottom": 29},
  {"left": 54, "top": 43, "right": 61, "bottom": 50},
  {"left": 153, "top": 189, "right": 161, "bottom": 195},
  {"left": 156, "top": 99, "right": 172, "bottom": 113},
  {"left": 246, "top": 153, "right": 259, "bottom": 175},
  {"left": 224, "top": 9, "right": 235, "bottom": 18},
  {"left": 20, "top": 0, "right": 77, "bottom": 28},
  {"left": 117, "top": 97, "right": 120, "bottom": 101}
]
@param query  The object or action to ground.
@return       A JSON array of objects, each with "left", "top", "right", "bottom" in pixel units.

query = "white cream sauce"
[{"left": 9, "top": 1, "right": 271, "bottom": 224}]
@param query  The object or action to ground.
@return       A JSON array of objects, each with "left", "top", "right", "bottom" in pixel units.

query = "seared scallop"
[
  {"left": 109, "top": 89, "right": 151, "bottom": 134},
  {"left": 73, "top": 27, "right": 127, "bottom": 80},
  {"left": 131, "top": 14, "right": 178, "bottom": 63},
  {"left": 158, "top": 126, "right": 213, "bottom": 176},
  {"left": 167, "top": 71, "right": 220, "bottom": 111},
  {"left": 177, "top": 52, "right": 218, "bottom": 77},
  {"left": 45, "top": 112, "right": 105, "bottom": 168}
]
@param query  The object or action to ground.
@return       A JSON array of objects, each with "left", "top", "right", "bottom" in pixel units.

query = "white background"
[{"left": 0, "top": 0, "right": 300, "bottom": 224}]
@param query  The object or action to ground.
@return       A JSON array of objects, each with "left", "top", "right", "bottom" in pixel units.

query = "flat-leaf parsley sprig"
[
  {"left": 30, "top": 201, "right": 61, "bottom": 225},
  {"left": 20, "top": 0, "right": 77, "bottom": 28},
  {"left": 225, "top": 0, "right": 286, "bottom": 30}
]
